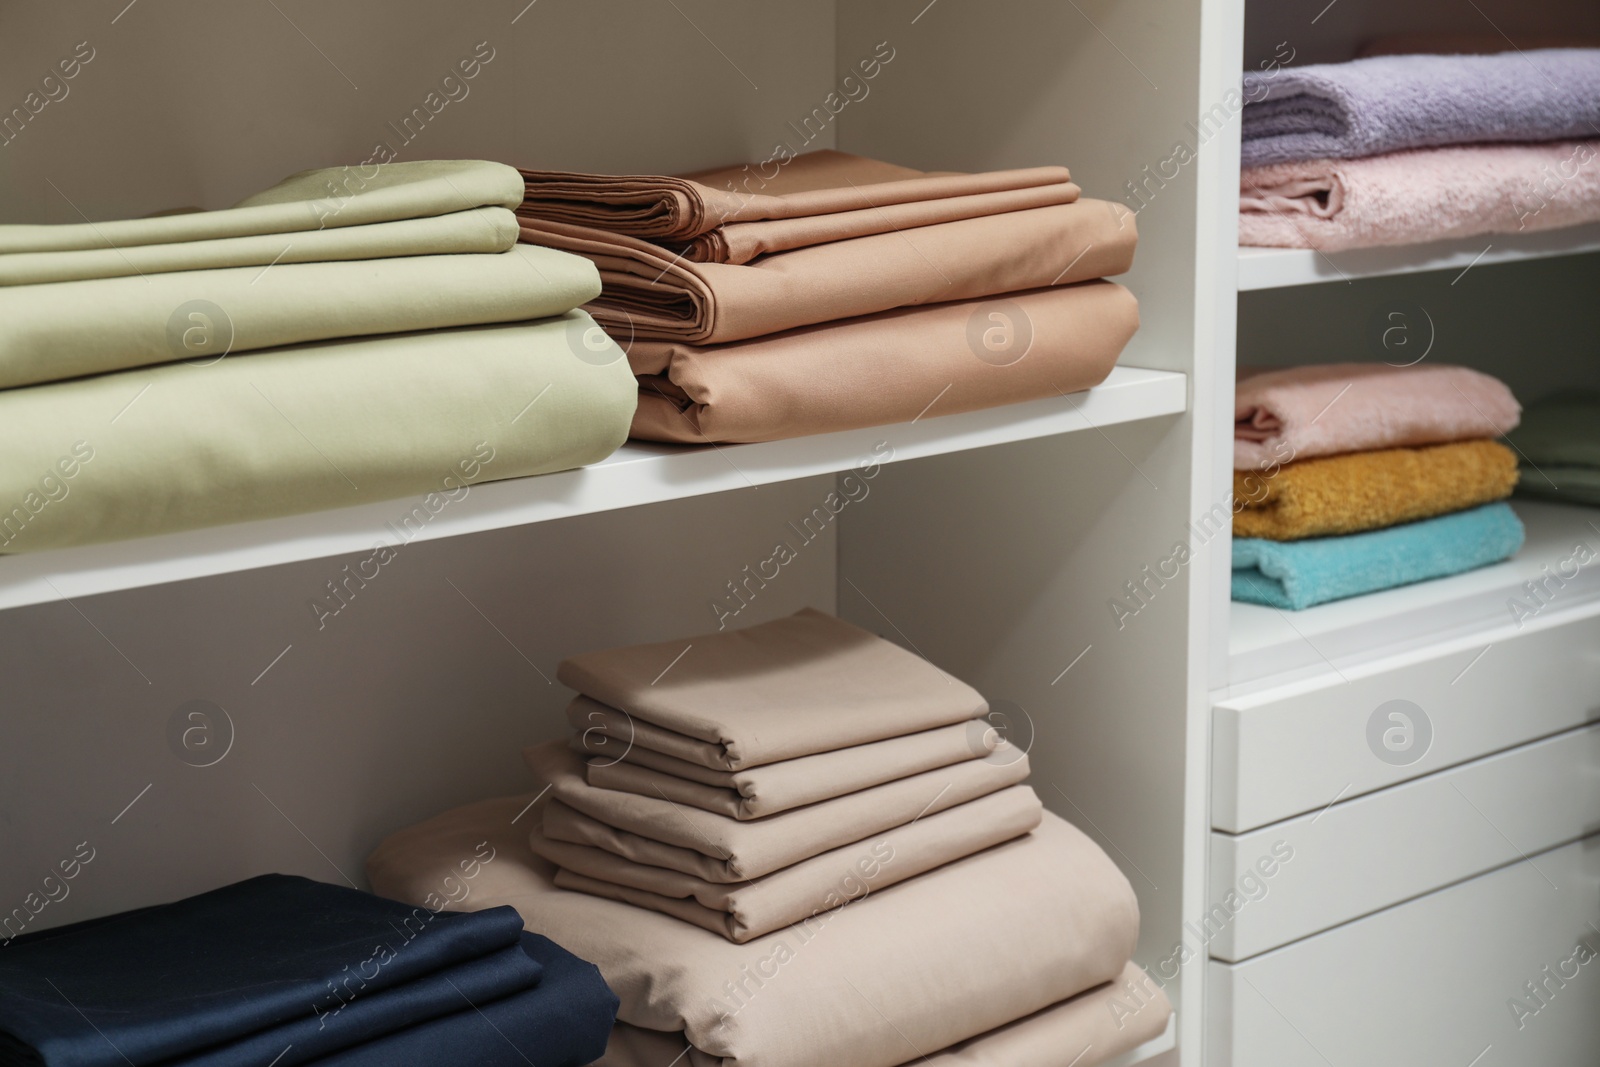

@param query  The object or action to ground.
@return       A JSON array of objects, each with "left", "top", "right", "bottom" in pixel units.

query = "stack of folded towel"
[
  {"left": 1232, "top": 363, "right": 1527, "bottom": 609},
  {"left": 1238, "top": 49, "right": 1600, "bottom": 250},
  {"left": 1507, "top": 390, "right": 1600, "bottom": 506},
  {"left": 516, "top": 150, "right": 1141, "bottom": 443},
  {"left": 0, "top": 160, "right": 637, "bottom": 552},
  {"left": 0, "top": 874, "right": 616, "bottom": 1066},
  {"left": 368, "top": 608, "right": 1172, "bottom": 1067}
]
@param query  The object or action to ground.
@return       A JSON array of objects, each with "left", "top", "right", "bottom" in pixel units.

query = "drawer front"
[
  {"left": 1208, "top": 723, "right": 1600, "bottom": 961},
  {"left": 1208, "top": 836, "right": 1600, "bottom": 1067},
  {"left": 1213, "top": 609, "right": 1600, "bottom": 832}
]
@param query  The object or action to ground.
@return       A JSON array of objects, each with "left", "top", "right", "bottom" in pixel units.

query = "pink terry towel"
[
  {"left": 1239, "top": 141, "right": 1600, "bottom": 251},
  {"left": 1235, "top": 363, "right": 1521, "bottom": 469}
]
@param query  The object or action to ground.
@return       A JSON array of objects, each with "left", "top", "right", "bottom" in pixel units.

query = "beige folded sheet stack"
[
  {"left": 517, "top": 150, "right": 1142, "bottom": 443},
  {"left": 367, "top": 608, "right": 1171, "bottom": 1067},
  {"left": 0, "top": 160, "right": 638, "bottom": 551}
]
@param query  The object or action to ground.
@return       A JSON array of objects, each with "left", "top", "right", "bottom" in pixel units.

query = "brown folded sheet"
[
  {"left": 576, "top": 704, "right": 997, "bottom": 819},
  {"left": 629, "top": 281, "right": 1140, "bottom": 444},
  {"left": 526, "top": 740, "right": 1030, "bottom": 881},
  {"left": 366, "top": 793, "right": 1143, "bottom": 1067},
  {"left": 519, "top": 197, "right": 1135, "bottom": 343},
  {"left": 518, "top": 149, "right": 1076, "bottom": 241},
  {"left": 533, "top": 785, "right": 1043, "bottom": 942},
  {"left": 557, "top": 608, "right": 986, "bottom": 769},
  {"left": 598, "top": 962, "right": 1171, "bottom": 1067}
]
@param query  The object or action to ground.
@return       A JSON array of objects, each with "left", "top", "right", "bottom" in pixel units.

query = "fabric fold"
[
  {"left": 1506, "top": 390, "right": 1600, "bottom": 506},
  {"left": 520, "top": 197, "right": 1135, "bottom": 344},
  {"left": 526, "top": 740, "right": 1029, "bottom": 880},
  {"left": 629, "top": 281, "right": 1140, "bottom": 444},
  {"left": 0, "top": 245, "right": 600, "bottom": 389},
  {"left": 0, "top": 314, "right": 637, "bottom": 552},
  {"left": 532, "top": 786, "right": 1043, "bottom": 942},
  {"left": 1234, "top": 363, "right": 1520, "bottom": 469},
  {"left": 1233, "top": 502, "right": 1526, "bottom": 609},
  {"left": 367, "top": 793, "right": 1142, "bottom": 1067},
  {"left": 1234, "top": 440, "right": 1519, "bottom": 540},
  {"left": 1240, "top": 49, "right": 1600, "bottom": 167},
  {"left": 556, "top": 609, "right": 987, "bottom": 769},
  {"left": 1238, "top": 141, "right": 1600, "bottom": 251}
]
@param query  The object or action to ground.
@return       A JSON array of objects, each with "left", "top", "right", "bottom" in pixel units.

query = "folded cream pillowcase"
[
  {"left": 598, "top": 961, "right": 1171, "bottom": 1067},
  {"left": 0, "top": 160, "right": 525, "bottom": 253},
  {"left": 574, "top": 702, "right": 998, "bottom": 819},
  {"left": 0, "top": 245, "right": 599, "bottom": 388},
  {"left": 556, "top": 608, "right": 987, "bottom": 769},
  {"left": 519, "top": 198, "right": 1135, "bottom": 343},
  {"left": 366, "top": 793, "right": 1144, "bottom": 1067},
  {"left": 531, "top": 786, "right": 1044, "bottom": 942},
  {"left": 525, "top": 740, "right": 1029, "bottom": 880}
]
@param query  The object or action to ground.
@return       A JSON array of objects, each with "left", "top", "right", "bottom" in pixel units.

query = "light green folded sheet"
[
  {"left": 1507, "top": 390, "right": 1600, "bottom": 507},
  {"left": 0, "top": 205, "right": 519, "bottom": 285},
  {"left": 0, "top": 245, "right": 600, "bottom": 388},
  {"left": 0, "top": 159, "right": 524, "bottom": 253},
  {"left": 0, "top": 315, "right": 637, "bottom": 552}
]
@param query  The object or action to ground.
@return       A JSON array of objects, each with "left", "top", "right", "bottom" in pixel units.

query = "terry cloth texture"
[
  {"left": 556, "top": 608, "right": 987, "bottom": 769},
  {"left": 1232, "top": 502, "right": 1527, "bottom": 609},
  {"left": 1234, "top": 362, "right": 1521, "bottom": 470},
  {"left": 0, "top": 874, "right": 536, "bottom": 1067},
  {"left": 0, "top": 315, "right": 636, "bottom": 552},
  {"left": 366, "top": 793, "right": 1146, "bottom": 1067},
  {"left": 518, "top": 197, "right": 1135, "bottom": 344},
  {"left": 628, "top": 282, "right": 1140, "bottom": 444},
  {"left": 0, "top": 160, "right": 525, "bottom": 254},
  {"left": 518, "top": 150, "right": 1077, "bottom": 243},
  {"left": 1506, "top": 390, "right": 1600, "bottom": 506},
  {"left": 1234, "top": 440, "right": 1520, "bottom": 540},
  {"left": 525, "top": 740, "right": 1030, "bottom": 881},
  {"left": 574, "top": 709, "right": 996, "bottom": 819},
  {"left": 1238, "top": 141, "right": 1600, "bottom": 250},
  {"left": 0, "top": 245, "right": 599, "bottom": 389},
  {"left": 529, "top": 786, "right": 1043, "bottom": 943},
  {"left": 1239, "top": 49, "right": 1600, "bottom": 167},
  {"left": 595, "top": 961, "right": 1171, "bottom": 1067}
]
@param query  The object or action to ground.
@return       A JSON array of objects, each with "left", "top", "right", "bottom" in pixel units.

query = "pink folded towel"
[
  {"left": 1239, "top": 141, "right": 1600, "bottom": 251},
  {"left": 1235, "top": 363, "right": 1520, "bottom": 469}
]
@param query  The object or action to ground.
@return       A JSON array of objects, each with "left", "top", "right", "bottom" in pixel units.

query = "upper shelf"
[
  {"left": 1237, "top": 222, "right": 1600, "bottom": 291},
  {"left": 0, "top": 365, "right": 1186, "bottom": 612}
]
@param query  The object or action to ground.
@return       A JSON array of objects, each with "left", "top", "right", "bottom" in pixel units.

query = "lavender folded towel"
[{"left": 1241, "top": 49, "right": 1600, "bottom": 167}]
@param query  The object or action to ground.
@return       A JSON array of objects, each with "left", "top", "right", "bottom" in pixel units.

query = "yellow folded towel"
[{"left": 1234, "top": 439, "right": 1519, "bottom": 541}]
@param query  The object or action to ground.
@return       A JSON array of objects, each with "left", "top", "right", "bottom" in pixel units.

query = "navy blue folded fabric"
[
  {"left": 303, "top": 933, "right": 617, "bottom": 1067},
  {"left": 0, "top": 875, "right": 530, "bottom": 1067}
]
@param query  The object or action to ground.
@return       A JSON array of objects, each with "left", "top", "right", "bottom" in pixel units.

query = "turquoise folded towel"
[{"left": 1233, "top": 502, "right": 1526, "bottom": 610}]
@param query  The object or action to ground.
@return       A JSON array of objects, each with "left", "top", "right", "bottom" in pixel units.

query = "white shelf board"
[
  {"left": 0, "top": 365, "right": 1186, "bottom": 612},
  {"left": 1237, "top": 222, "right": 1600, "bottom": 291},
  {"left": 1226, "top": 500, "right": 1600, "bottom": 692},
  {"left": 1104, "top": 1016, "right": 1178, "bottom": 1066}
]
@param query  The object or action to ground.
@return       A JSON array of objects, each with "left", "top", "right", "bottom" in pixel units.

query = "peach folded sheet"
[
  {"left": 630, "top": 282, "right": 1139, "bottom": 444},
  {"left": 518, "top": 149, "right": 1080, "bottom": 261},
  {"left": 1234, "top": 362, "right": 1521, "bottom": 469},
  {"left": 519, "top": 196, "right": 1134, "bottom": 344},
  {"left": 1239, "top": 141, "right": 1600, "bottom": 251},
  {"left": 366, "top": 792, "right": 1164, "bottom": 1067}
]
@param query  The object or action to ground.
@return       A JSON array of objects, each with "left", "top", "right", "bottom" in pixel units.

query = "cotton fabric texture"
[
  {"left": 1234, "top": 440, "right": 1520, "bottom": 540},
  {"left": 1233, "top": 502, "right": 1527, "bottom": 609},
  {"left": 530, "top": 785, "right": 1042, "bottom": 943},
  {"left": 0, "top": 316, "right": 636, "bottom": 552},
  {"left": 518, "top": 150, "right": 1077, "bottom": 244},
  {"left": 1238, "top": 141, "right": 1600, "bottom": 250},
  {"left": 557, "top": 608, "right": 987, "bottom": 769},
  {"left": 0, "top": 245, "right": 599, "bottom": 389},
  {"left": 629, "top": 282, "right": 1140, "bottom": 444},
  {"left": 1239, "top": 49, "right": 1600, "bottom": 167},
  {"left": 1234, "top": 363, "right": 1521, "bottom": 469},
  {"left": 366, "top": 793, "right": 1147, "bottom": 1067},
  {"left": 1506, "top": 391, "right": 1600, "bottom": 506},
  {"left": 526, "top": 740, "right": 1029, "bottom": 881}
]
